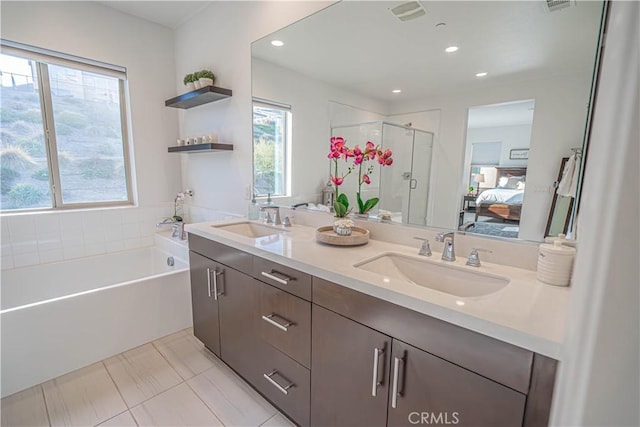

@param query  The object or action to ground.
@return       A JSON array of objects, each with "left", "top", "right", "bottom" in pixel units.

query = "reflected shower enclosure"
[{"left": 330, "top": 121, "right": 434, "bottom": 226}]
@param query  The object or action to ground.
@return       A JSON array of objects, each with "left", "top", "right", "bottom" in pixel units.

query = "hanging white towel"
[{"left": 557, "top": 153, "right": 580, "bottom": 197}]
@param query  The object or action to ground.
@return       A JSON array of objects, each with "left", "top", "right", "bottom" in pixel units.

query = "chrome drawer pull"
[
  {"left": 263, "top": 370, "right": 295, "bottom": 395},
  {"left": 262, "top": 313, "right": 294, "bottom": 332},
  {"left": 206, "top": 267, "right": 212, "bottom": 298},
  {"left": 212, "top": 269, "right": 224, "bottom": 300},
  {"left": 261, "top": 270, "right": 294, "bottom": 285},
  {"left": 371, "top": 346, "right": 385, "bottom": 397},
  {"left": 391, "top": 356, "right": 403, "bottom": 409}
]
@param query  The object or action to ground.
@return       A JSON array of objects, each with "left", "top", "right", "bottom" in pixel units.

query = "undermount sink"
[
  {"left": 213, "top": 222, "right": 288, "bottom": 238},
  {"left": 354, "top": 253, "right": 509, "bottom": 298}
]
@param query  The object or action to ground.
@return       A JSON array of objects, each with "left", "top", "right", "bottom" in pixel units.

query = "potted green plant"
[
  {"left": 193, "top": 71, "right": 202, "bottom": 89},
  {"left": 197, "top": 69, "right": 216, "bottom": 87},
  {"left": 183, "top": 73, "right": 196, "bottom": 91}
]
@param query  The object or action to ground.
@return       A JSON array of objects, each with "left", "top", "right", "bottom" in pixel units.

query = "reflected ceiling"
[{"left": 252, "top": 1, "right": 603, "bottom": 102}]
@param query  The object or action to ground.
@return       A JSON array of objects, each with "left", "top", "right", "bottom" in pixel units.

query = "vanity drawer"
[
  {"left": 259, "top": 283, "right": 311, "bottom": 368},
  {"left": 253, "top": 257, "right": 312, "bottom": 301},
  {"left": 253, "top": 343, "right": 310, "bottom": 427},
  {"left": 188, "top": 234, "right": 253, "bottom": 275}
]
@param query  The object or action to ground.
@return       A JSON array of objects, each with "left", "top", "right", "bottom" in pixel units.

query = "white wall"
[
  {"left": 391, "top": 73, "right": 592, "bottom": 240},
  {"left": 174, "top": 1, "right": 334, "bottom": 218},
  {"left": 0, "top": 1, "right": 181, "bottom": 268},
  {"left": 551, "top": 1, "right": 639, "bottom": 425}
]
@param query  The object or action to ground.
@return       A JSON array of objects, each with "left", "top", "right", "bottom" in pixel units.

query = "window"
[
  {"left": 0, "top": 41, "right": 132, "bottom": 211},
  {"left": 252, "top": 100, "right": 291, "bottom": 197}
]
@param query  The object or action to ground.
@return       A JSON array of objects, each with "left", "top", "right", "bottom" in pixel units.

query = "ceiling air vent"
[
  {"left": 389, "top": 1, "right": 427, "bottom": 22},
  {"left": 544, "top": 0, "right": 576, "bottom": 13}
]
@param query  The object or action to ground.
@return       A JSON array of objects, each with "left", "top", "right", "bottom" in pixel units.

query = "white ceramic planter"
[
  {"left": 185, "top": 82, "right": 195, "bottom": 91},
  {"left": 193, "top": 80, "right": 202, "bottom": 89},
  {"left": 199, "top": 77, "right": 214, "bottom": 87}
]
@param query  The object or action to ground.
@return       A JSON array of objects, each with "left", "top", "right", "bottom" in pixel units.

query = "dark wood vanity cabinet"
[
  {"left": 311, "top": 305, "right": 526, "bottom": 427},
  {"left": 188, "top": 235, "right": 259, "bottom": 381},
  {"left": 387, "top": 339, "right": 526, "bottom": 427},
  {"left": 187, "top": 235, "right": 557, "bottom": 427},
  {"left": 311, "top": 305, "right": 392, "bottom": 427},
  {"left": 188, "top": 251, "right": 221, "bottom": 356}
]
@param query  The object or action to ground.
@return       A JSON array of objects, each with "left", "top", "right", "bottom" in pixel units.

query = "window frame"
[
  {"left": 1, "top": 40, "right": 134, "bottom": 212},
  {"left": 252, "top": 98, "right": 292, "bottom": 198}
]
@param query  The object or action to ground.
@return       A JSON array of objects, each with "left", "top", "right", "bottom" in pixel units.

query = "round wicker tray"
[{"left": 315, "top": 226, "right": 370, "bottom": 246}]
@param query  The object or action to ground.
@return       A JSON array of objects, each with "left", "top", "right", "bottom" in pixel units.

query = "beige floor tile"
[
  {"left": 260, "top": 412, "right": 296, "bottom": 427},
  {"left": 98, "top": 410, "right": 138, "bottom": 426},
  {"left": 153, "top": 330, "right": 218, "bottom": 380},
  {"left": 130, "top": 383, "right": 223, "bottom": 426},
  {"left": 188, "top": 365, "right": 276, "bottom": 426},
  {"left": 104, "top": 343, "right": 183, "bottom": 407},
  {"left": 42, "top": 362, "right": 127, "bottom": 426},
  {"left": 1, "top": 385, "right": 50, "bottom": 426}
]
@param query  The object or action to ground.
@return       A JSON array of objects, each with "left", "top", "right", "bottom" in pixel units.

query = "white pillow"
[{"left": 516, "top": 181, "right": 526, "bottom": 190}]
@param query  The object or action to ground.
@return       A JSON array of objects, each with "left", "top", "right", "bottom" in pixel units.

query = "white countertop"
[{"left": 186, "top": 219, "right": 570, "bottom": 359}]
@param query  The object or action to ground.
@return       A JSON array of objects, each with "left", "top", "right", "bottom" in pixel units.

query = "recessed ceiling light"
[
  {"left": 392, "top": 89, "right": 402, "bottom": 94},
  {"left": 271, "top": 40, "right": 284, "bottom": 47},
  {"left": 445, "top": 46, "right": 459, "bottom": 53},
  {"left": 456, "top": 300, "right": 465, "bottom": 306},
  {"left": 475, "top": 72, "right": 488, "bottom": 77}
]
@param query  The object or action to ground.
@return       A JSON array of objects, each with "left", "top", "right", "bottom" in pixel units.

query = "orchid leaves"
[
  {"left": 334, "top": 193, "right": 352, "bottom": 218},
  {"left": 356, "top": 192, "right": 379, "bottom": 215}
]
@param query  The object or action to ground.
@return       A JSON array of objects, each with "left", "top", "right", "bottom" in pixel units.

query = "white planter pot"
[
  {"left": 193, "top": 80, "right": 202, "bottom": 89},
  {"left": 199, "top": 77, "right": 214, "bottom": 87},
  {"left": 185, "top": 82, "right": 195, "bottom": 91}
]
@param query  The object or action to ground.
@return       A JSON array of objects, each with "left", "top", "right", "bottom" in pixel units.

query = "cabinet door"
[
  {"left": 189, "top": 251, "right": 220, "bottom": 356},
  {"left": 387, "top": 339, "right": 526, "bottom": 427},
  {"left": 311, "top": 305, "right": 391, "bottom": 427},
  {"left": 218, "top": 268, "right": 260, "bottom": 380}
]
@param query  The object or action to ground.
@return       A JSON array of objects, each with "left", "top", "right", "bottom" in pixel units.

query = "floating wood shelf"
[
  {"left": 165, "top": 86, "right": 232, "bottom": 109},
  {"left": 168, "top": 143, "right": 234, "bottom": 153}
]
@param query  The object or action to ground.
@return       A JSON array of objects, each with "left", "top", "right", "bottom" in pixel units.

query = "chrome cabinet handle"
[
  {"left": 212, "top": 269, "right": 224, "bottom": 300},
  {"left": 391, "top": 356, "right": 403, "bottom": 409},
  {"left": 371, "top": 346, "right": 385, "bottom": 397},
  {"left": 261, "top": 313, "right": 294, "bottom": 332},
  {"left": 206, "top": 267, "right": 212, "bottom": 298},
  {"left": 261, "top": 270, "right": 294, "bottom": 285},
  {"left": 263, "top": 370, "right": 295, "bottom": 395}
]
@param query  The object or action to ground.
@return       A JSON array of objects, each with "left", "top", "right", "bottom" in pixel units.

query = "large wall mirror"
[{"left": 251, "top": 0, "right": 605, "bottom": 242}]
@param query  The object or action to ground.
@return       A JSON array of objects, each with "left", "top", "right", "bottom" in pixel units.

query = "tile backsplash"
[{"left": 0, "top": 205, "right": 174, "bottom": 270}]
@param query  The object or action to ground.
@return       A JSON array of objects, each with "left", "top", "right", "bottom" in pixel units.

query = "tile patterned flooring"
[{"left": 1, "top": 328, "right": 294, "bottom": 427}]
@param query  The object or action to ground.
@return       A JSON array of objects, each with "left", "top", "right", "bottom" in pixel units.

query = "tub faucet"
[
  {"left": 435, "top": 232, "right": 456, "bottom": 261},
  {"left": 156, "top": 219, "right": 187, "bottom": 240},
  {"left": 260, "top": 206, "right": 281, "bottom": 226}
]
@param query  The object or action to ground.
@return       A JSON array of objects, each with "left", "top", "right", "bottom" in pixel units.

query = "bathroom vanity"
[{"left": 185, "top": 219, "right": 566, "bottom": 427}]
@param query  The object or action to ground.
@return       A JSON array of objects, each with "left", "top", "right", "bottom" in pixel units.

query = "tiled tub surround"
[
  {"left": 0, "top": 233, "right": 191, "bottom": 397},
  {"left": 1, "top": 328, "right": 292, "bottom": 427},
  {"left": 186, "top": 216, "right": 570, "bottom": 359},
  {"left": 0, "top": 206, "right": 174, "bottom": 270}
]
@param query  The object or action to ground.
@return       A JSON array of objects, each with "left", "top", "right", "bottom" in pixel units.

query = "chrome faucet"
[
  {"left": 156, "top": 219, "right": 187, "bottom": 240},
  {"left": 435, "top": 232, "right": 456, "bottom": 261},
  {"left": 260, "top": 206, "right": 281, "bottom": 226},
  {"left": 466, "top": 248, "right": 493, "bottom": 267},
  {"left": 413, "top": 237, "right": 432, "bottom": 256}
]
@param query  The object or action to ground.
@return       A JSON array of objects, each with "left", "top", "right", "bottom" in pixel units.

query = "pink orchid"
[
  {"left": 353, "top": 145, "right": 362, "bottom": 156},
  {"left": 362, "top": 174, "right": 371, "bottom": 184},
  {"left": 384, "top": 157, "right": 393, "bottom": 166},
  {"left": 330, "top": 175, "right": 344, "bottom": 186},
  {"left": 354, "top": 154, "right": 364, "bottom": 165}
]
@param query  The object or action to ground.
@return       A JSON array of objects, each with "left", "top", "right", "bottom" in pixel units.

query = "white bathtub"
[{"left": 0, "top": 246, "right": 192, "bottom": 397}]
